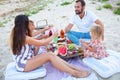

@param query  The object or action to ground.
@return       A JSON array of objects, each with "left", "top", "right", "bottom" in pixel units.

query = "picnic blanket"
[
  {"left": 44, "top": 57, "right": 98, "bottom": 80},
  {"left": 83, "top": 50, "right": 120, "bottom": 78}
]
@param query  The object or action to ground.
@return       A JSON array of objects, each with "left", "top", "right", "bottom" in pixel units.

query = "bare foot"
[{"left": 72, "top": 71, "right": 90, "bottom": 78}]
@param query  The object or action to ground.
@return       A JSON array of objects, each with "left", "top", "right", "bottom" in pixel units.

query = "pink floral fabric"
[{"left": 84, "top": 40, "right": 108, "bottom": 59}]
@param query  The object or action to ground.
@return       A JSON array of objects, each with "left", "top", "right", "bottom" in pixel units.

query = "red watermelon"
[{"left": 58, "top": 45, "right": 67, "bottom": 56}]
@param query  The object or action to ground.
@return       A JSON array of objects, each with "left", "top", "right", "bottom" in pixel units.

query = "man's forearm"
[
  {"left": 65, "top": 24, "right": 73, "bottom": 33},
  {"left": 65, "top": 27, "right": 70, "bottom": 33}
]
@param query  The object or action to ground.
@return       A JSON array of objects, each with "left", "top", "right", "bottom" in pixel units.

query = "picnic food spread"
[
  {"left": 47, "top": 39, "right": 83, "bottom": 59},
  {"left": 47, "top": 29, "right": 83, "bottom": 59}
]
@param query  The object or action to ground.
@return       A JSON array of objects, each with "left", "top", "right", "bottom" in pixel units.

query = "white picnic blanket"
[
  {"left": 4, "top": 62, "right": 46, "bottom": 80},
  {"left": 83, "top": 50, "right": 120, "bottom": 78}
]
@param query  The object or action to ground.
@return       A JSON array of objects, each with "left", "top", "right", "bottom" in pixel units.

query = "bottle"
[
  {"left": 49, "top": 30, "right": 52, "bottom": 36},
  {"left": 60, "top": 29, "right": 65, "bottom": 38}
]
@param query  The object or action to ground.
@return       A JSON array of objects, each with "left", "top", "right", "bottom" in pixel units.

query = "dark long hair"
[{"left": 11, "top": 14, "right": 31, "bottom": 55}]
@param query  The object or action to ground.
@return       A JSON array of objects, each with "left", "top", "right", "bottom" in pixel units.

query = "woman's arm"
[
  {"left": 26, "top": 31, "right": 58, "bottom": 46},
  {"left": 35, "top": 34, "right": 48, "bottom": 40},
  {"left": 32, "top": 26, "right": 51, "bottom": 37}
]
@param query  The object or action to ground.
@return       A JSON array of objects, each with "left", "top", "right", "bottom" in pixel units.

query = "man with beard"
[{"left": 65, "top": 0, "right": 104, "bottom": 45}]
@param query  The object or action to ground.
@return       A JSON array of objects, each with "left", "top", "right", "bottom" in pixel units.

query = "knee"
[
  {"left": 46, "top": 52, "right": 56, "bottom": 59},
  {"left": 66, "top": 31, "right": 72, "bottom": 35},
  {"left": 66, "top": 32, "right": 69, "bottom": 37},
  {"left": 66, "top": 31, "right": 73, "bottom": 38}
]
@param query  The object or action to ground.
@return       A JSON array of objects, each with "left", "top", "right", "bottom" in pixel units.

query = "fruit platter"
[
  {"left": 47, "top": 43, "right": 83, "bottom": 60},
  {"left": 58, "top": 43, "right": 83, "bottom": 59},
  {"left": 47, "top": 32, "right": 84, "bottom": 60}
]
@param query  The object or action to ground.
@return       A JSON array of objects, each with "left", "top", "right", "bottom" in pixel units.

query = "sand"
[{"left": 0, "top": 0, "right": 120, "bottom": 80}]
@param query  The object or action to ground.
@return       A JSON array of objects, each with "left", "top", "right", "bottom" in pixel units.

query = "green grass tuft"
[
  {"left": 61, "top": 2, "right": 72, "bottom": 6},
  {"left": 24, "top": 11, "right": 31, "bottom": 16},
  {"left": 31, "top": 10, "right": 39, "bottom": 14},
  {"left": 98, "top": 0, "right": 109, "bottom": 2},
  {"left": 113, "top": 6, "right": 120, "bottom": 15},
  {"left": 103, "top": 3, "right": 112, "bottom": 9},
  {"left": 0, "top": 22, "right": 4, "bottom": 27}
]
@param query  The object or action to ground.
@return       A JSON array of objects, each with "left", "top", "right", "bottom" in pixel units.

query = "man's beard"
[{"left": 75, "top": 8, "right": 83, "bottom": 15}]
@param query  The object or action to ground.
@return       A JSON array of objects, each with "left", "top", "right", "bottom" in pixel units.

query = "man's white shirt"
[{"left": 70, "top": 10, "right": 98, "bottom": 33}]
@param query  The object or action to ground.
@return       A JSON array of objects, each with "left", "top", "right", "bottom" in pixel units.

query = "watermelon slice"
[{"left": 58, "top": 45, "right": 67, "bottom": 56}]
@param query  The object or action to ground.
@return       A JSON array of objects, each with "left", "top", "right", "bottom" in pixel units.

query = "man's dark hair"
[{"left": 76, "top": 0, "right": 86, "bottom": 6}]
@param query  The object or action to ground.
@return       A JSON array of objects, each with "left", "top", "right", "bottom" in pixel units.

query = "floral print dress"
[{"left": 84, "top": 39, "right": 109, "bottom": 59}]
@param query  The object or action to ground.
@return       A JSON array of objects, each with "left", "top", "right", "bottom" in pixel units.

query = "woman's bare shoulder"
[{"left": 25, "top": 36, "right": 40, "bottom": 45}]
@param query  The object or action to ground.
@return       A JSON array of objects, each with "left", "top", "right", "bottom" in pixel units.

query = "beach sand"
[{"left": 0, "top": 0, "right": 120, "bottom": 80}]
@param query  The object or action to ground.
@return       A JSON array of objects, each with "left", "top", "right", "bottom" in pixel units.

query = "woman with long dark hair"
[{"left": 10, "top": 14, "right": 89, "bottom": 78}]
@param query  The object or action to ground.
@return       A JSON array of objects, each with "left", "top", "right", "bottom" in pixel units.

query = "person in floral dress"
[{"left": 80, "top": 25, "right": 109, "bottom": 59}]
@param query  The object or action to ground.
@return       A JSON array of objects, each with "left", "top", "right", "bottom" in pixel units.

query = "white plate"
[{"left": 58, "top": 37, "right": 65, "bottom": 40}]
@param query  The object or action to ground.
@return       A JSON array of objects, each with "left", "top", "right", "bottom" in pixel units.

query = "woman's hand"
[
  {"left": 52, "top": 30, "right": 58, "bottom": 38},
  {"left": 45, "top": 24, "right": 53, "bottom": 30}
]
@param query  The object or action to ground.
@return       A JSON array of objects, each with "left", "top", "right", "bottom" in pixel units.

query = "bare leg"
[
  {"left": 54, "top": 50, "right": 85, "bottom": 71},
  {"left": 50, "top": 54, "right": 90, "bottom": 78},
  {"left": 24, "top": 52, "right": 89, "bottom": 78},
  {"left": 56, "top": 56, "right": 90, "bottom": 76},
  {"left": 56, "top": 56, "right": 80, "bottom": 70}
]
